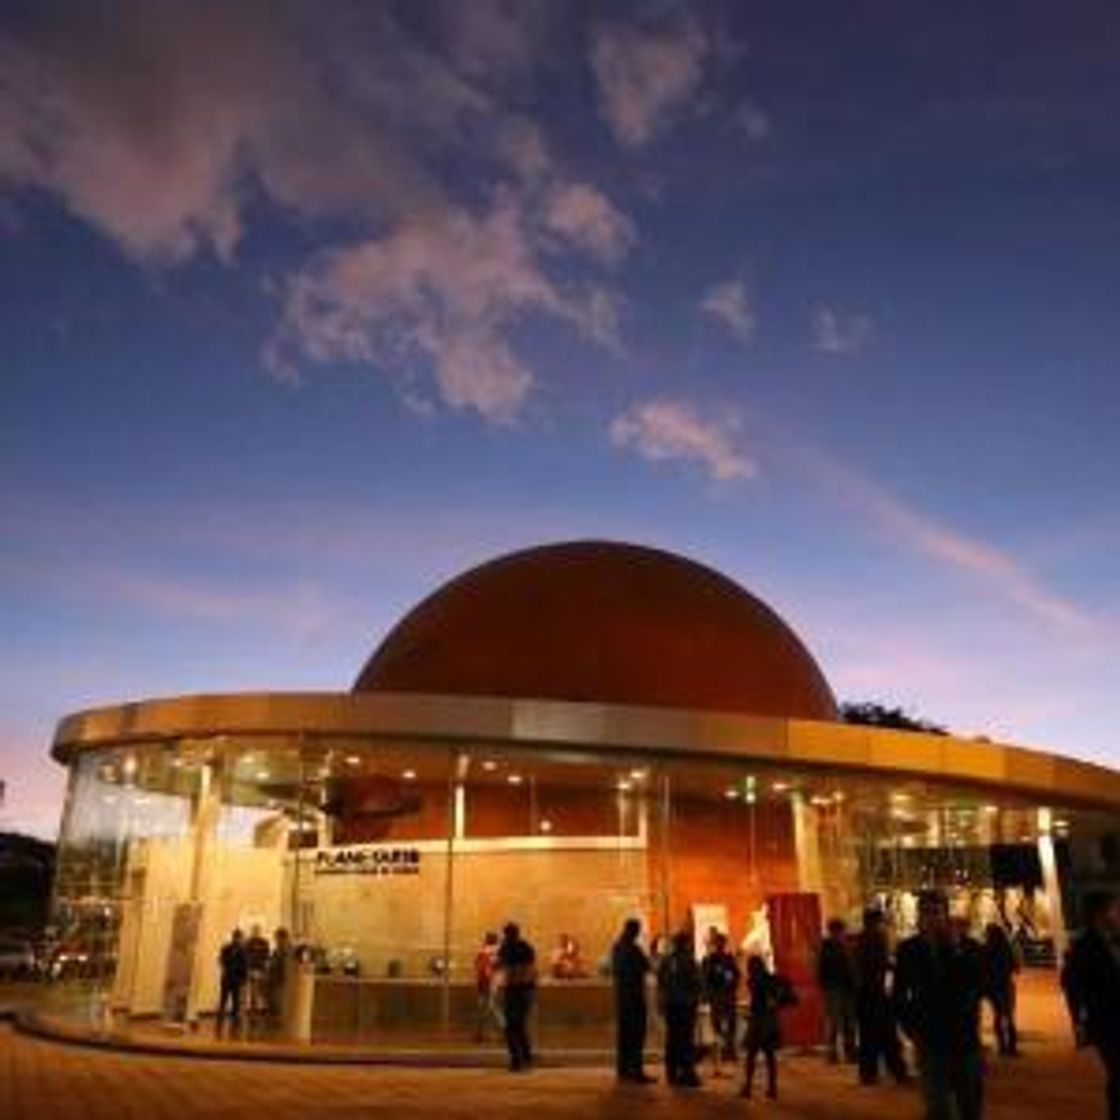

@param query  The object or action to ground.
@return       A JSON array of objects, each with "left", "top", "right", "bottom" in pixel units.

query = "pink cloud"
[
  {"left": 541, "top": 181, "right": 635, "bottom": 264},
  {"left": 699, "top": 278, "right": 756, "bottom": 341},
  {"left": 590, "top": 18, "right": 709, "bottom": 147},
  {"left": 610, "top": 398, "right": 757, "bottom": 482}
]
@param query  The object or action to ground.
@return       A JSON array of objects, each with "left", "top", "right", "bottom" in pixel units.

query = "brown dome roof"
[{"left": 354, "top": 541, "right": 837, "bottom": 721}]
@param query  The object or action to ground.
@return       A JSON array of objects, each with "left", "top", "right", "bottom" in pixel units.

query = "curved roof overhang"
[{"left": 51, "top": 690, "right": 1120, "bottom": 814}]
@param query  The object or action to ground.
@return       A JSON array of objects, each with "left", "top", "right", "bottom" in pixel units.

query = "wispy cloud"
[
  {"left": 810, "top": 304, "right": 872, "bottom": 355},
  {"left": 0, "top": 3, "right": 633, "bottom": 423},
  {"left": 790, "top": 444, "right": 1096, "bottom": 636},
  {"left": 541, "top": 181, "right": 635, "bottom": 264},
  {"left": 699, "top": 278, "right": 755, "bottom": 342},
  {"left": 610, "top": 398, "right": 757, "bottom": 482},
  {"left": 589, "top": 18, "right": 708, "bottom": 147},
  {"left": 268, "top": 190, "right": 628, "bottom": 422}
]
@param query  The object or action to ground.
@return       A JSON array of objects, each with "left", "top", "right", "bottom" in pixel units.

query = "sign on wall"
[{"left": 313, "top": 846, "right": 422, "bottom": 877}]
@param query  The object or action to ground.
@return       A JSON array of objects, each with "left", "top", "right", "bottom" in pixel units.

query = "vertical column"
[
  {"left": 1036, "top": 808, "right": 1068, "bottom": 963},
  {"left": 184, "top": 757, "right": 221, "bottom": 1025},
  {"left": 792, "top": 791, "right": 824, "bottom": 901},
  {"left": 440, "top": 748, "right": 464, "bottom": 1035}
]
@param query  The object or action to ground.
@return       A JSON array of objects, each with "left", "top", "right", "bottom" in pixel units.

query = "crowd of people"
[
  {"left": 215, "top": 924, "right": 293, "bottom": 1035},
  {"left": 215, "top": 888, "right": 1120, "bottom": 1117}
]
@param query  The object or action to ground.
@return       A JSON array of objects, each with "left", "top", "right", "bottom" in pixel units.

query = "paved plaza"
[{"left": 0, "top": 975, "right": 1111, "bottom": 1120}]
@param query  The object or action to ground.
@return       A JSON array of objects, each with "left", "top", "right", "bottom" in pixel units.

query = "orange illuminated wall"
[{"left": 654, "top": 796, "right": 799, "bottom": 943}]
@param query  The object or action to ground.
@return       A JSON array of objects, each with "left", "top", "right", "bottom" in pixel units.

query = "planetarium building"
[{"left": 48, "top": 541, "right": 1120, "bottom": 1050}]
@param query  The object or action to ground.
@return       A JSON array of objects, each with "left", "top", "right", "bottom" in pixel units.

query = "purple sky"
[{"left": 2, "top": 1, "right": 1119, "bottom": 838}]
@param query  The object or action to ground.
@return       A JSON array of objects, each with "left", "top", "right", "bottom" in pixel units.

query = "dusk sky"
[{"left": 2, "top": 1, "right": 1119, "bottom": 838}]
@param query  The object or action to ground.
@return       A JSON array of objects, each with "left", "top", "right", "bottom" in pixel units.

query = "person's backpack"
[{"left": 774, "top": 974, "right": 798, "bottom": 1009}]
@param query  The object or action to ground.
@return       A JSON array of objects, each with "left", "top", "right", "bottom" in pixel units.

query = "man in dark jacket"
[
  {"left": 217, "top": 928, "right": 249, "bottom": 1033},
  {"left": 894, "top": 891, "right": 985, "bottom": 1120},
  {"left": 612, "top": 918, "right": 655, "bottom": 1083},
  {"left": 1064, "top": 891, "right": 1120, "bottom": 1120},
  {"left": 818, "top": 918, "right": 857, "bottom": 1063},
  {"left": 497, "top": 922, "right": 537, "bottom": 1072},
  {"left": 701, "top": 931, "right": 741, "bottom": 1066},
  {"left": 657, "top": 931, "right": 702, "bottom": 1087},
  {"left": 854, "top": 908, "right": 909, "bottom": 1084}
]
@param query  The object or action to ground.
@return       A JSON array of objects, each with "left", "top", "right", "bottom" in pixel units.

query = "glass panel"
[
  {"left": 448, "top": 745, "right": 661, "bottom": 1050},
  {"left": 291, "top": 737, "right": 454, "bottom": 1046},
  {"left": 52, "top": 741, "right": 198, "bottom": 1022}
]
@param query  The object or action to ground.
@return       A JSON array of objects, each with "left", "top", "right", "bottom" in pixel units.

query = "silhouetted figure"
[
  {"left": 701, "top": 930, "right": 741, "bottom": 1073},
  {"left": 854, "top": 907, "right": 909, "bottom": 1085},
  {"left": 497, "top": 921, "right": 537, "bottom": 1071},
  {"left": 611, "top": 918, "right": 655, "bottom": 1083},
  {"left": 473, "top": 931, "right": 503, "bottom": 1042},
  {"left": 245, "top": 925, "right": 271, "bottom": 1017},
  {"left": 819, "top": 917, "right": 858, "bottom": 1063},
  {"left": 740, "top": 954, "right": 793, "bottom": 1100},
  {"left": 265, "top": 927, "right": 294, "bottom": 1031},
  {"left": 894, "top": 891, "right": 985, "bottom": 1120},
  {"left": 217, "top": 928, "right": 248, "bottom": 1034},
  {"left": 980, "top": 923, "right": 1019, "bottom": 1056},
  {"left": 657, "top": 930, "right": 702, "bottom": 1087},
  {"left": 1064, "top": 891, "right": 1120, "bottom": 1120}
]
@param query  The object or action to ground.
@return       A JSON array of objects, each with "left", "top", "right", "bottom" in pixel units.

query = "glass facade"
[{"left": 51, "top": 733, "right": 1119, "bottom": 1049}]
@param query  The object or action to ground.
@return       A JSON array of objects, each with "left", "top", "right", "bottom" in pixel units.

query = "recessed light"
[
  {"left": 507, "top": 773, "right": 523, "bottom": 786},
  {"left": 724, "top": 787, "right": 740, "bottom": 800},
  {"left": 629, "top": 769, "right": 648, "bottom": 781},
  {"left": 402, "top": 769, "right": 417, "bottom": 781},
  {"left": 256, "top": 771, "right": 270, "bottom": 781},
  {"left": 345, "top": 755, "right": 361, "bottom": 766},
  {"left": 481, "top": 760, "right": 499, "bottom": 772},
  {"left": 771, "top": 781, "right": 790, "bottom": 793},
  {"left": 539, "top": 820, "right": 553, "bottom": 833},
  {"left": 617, "top": 779, "right": 633, "bottom": 792}
]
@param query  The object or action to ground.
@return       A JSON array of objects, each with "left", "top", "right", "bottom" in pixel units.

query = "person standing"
[
  {"left": 497, "top": 922, "right": 537, "bottom": 1071},
  {"left": 473, "top": 931, "right": 503, "bottom": 1042},
  {"left": 244, "top": 925, "right": 271, "bottom": 1019},
  {"left": 980, "top": 923, "right": 1020, "bottom": 1056},
  {"left": 894, "top": 891, "right": 985, "bottom": 1120},
  {"left": 741, "top": 954, "right": 792, "bottom": 1100},
  {"left": 611, "top": 918, "right": 655, "bottom": 1083},
  {"left": 657, "top": 930, "right": 702, "bottom": 1088},
  {"left": 1063, "top": 891, "right": 1120, "bottom": 1120},
  {"left": 818, "top": 918, "right": 858, "bottom": 1064},
  {"left": 854, "top": 907, "right": 909, "bottom": 1085},
  {"left": 701, "top": 931, "right": 741, "bottom": 1076},
  {"left": 216, "top": 928, "right": 248, "bottom": 1034},
  {"left": 266, "top": 927, "right": 292, "bottom": 1029}
]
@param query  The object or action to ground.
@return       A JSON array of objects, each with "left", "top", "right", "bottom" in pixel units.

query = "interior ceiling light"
[
  {"left": 481, "top": 760, "right": 499, "bottom": 772},
  {"left": 507, "top": 773, "right": 523, "bottom": 785},
  {"left": 402, "top": 769, "right": 417, "bottom": 781}
]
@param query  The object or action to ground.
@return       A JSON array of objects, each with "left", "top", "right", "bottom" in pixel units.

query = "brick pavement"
[{"left": 0, "top": 975, "right": 1110, "bottom": 1120}]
